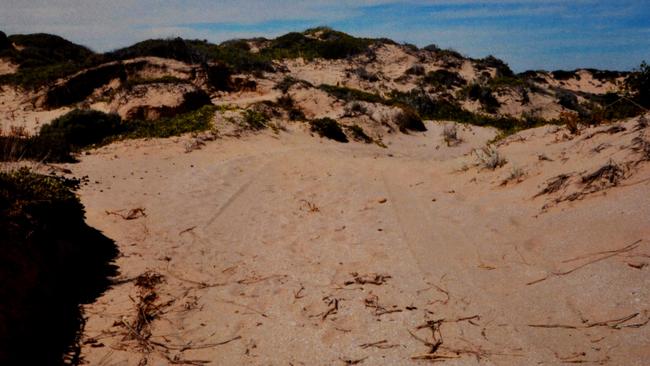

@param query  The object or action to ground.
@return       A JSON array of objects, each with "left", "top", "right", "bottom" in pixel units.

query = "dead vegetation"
[
  {"left": 344, "top": 272, "right": 391, "bottom": 286},
  {"left": 580, "top": 161, "right": 625, "bottom": 191},
  {"left": 535, "top": 174, "right": 571, "bottom": 197},
  {"left": 299, "top": 199, "right": 320, "bottom": 213},
  {"left": 500, "top": 166, "right": 526, "bottom": 186},
  {"left": 529, "top": 310, "right": 649, "bottom": 330},
  {"left": 442, "top": 124, "right": 462, "bottom": 146},
  {"left": 407, "top": 316, "right": 506, "bottom": 362},
  {"left": 364, "top": 293, "right": 402, "bottom": 316},
  {"left": 474, "top": 145, "right": 507, "bottom": 170},
  {"left": 527, "top": 239, "right": 642, "bottom": 285},
  {"left": 106, "top": 207, "right": 147, "bottom": 220}
]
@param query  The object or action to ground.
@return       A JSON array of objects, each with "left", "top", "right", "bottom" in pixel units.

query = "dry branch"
[{"left": 527, "top": 239, "right": 642, "bottom": 285}]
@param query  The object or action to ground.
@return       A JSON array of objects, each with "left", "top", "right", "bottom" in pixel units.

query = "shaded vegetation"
[
  {"left": 474, "top": 55, "right": 514, "bottom": 78},
  {"left": 310, "top": 117, "right": 348, "bottom": 142},
  {"left": 318, "top": 84, "right": 386, "bottom": 104},
  {"left": 0, "top": 167, "right": 118, "bottom": 365},
  {"left": 345, "top": 124, "right": 373, "bottom": 143},
  {"left": 40, "top": 109, "right": 123, "bottom": 149},
  {"left": 422, "top": 69, "right": 466, "bottom": 91},
  {"left": 0, "top": 33, "right": 103, "bottom": 88},
  {"left": 394, "top": 106, "right": 427, "bottom": 132}
]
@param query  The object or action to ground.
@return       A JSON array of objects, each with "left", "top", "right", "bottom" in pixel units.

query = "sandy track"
[{"left": 72, "top": 120, "right": 649, "bottom": 365}]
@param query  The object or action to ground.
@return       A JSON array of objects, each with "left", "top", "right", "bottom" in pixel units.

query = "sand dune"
[{"left": 66, "top": 115, "right": 650, "bottom": 365}]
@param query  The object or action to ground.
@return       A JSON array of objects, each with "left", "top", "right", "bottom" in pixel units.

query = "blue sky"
[{"left": 1, "top": 0, "right": 649, "bottom": 72}]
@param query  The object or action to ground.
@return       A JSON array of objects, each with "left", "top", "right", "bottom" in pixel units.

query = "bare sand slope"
[{"left": 72, "top": 118, "right": 650, "bottom": 365}]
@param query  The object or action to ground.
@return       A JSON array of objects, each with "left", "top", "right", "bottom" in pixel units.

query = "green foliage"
[
  {"left": 318, "top": 84, "right": 386, "bottom": 104},
  {"left": 474, "top": 55, "right": 514, "bottom": 78},
  {"left": 273, "top": 94, "right": 306, "bottom": 121},
  {"left": 273, "top": 76, "right": 313, "bottom": 94},
  {"left": 0, "top": 31, "right": 9, "bottom": 50},
  {"left": 551, "top": 70, "right": 577, "bottom": 80},
  {"left": 0, "top": 167, "right": 117, "bottom": 364},
  {"left": 405, "top": 64, "right": 426, "bottom": 76},
  {"left": 626, "top": 61, "right": 650, "bottom": 108},
  {"left": 40, "top": 109, "right": 123, "bottom": 149},
  {"left": 463, "top": 84, "right": 501, "bottom": 113},
  {"left": 263, "top": 27, "right": 374, "bottom": 61},
  {"left": 309, "top": 118, "right": 348, "bottom": 142},
  {"left": 124, "top": 75, "right": 184, "bottom": 88},
  {"left": 0, "top": 33, "right": 102, "bottom": 88},
  {"left": 241, "top": 109, "right": 269, "bottom": 130},
  {"left": 107, "top": 37, "right": 206, "bottom": 64},
  {"left": 345, "top": 125, "right": 373, "bottom": 143},
  {"left": 422, "top": 70, "right": 466, "bottom": 90},
  {"left": 123, "top": 105, "right": 216, "bottom": 138}
]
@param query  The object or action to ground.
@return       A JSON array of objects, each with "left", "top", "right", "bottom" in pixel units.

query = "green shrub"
[
  {"left": 0, "top": 31, "right": 9, "bottom": 50},
  {"left": 422, "top": 70, "right": 466, "bottom": 90},
  {"left": 474, "top": 55, "right": 514, "bottom": 78},
  {"left": 465, "top": 84, "right": 500, "bottom": 113},
  {"left": 310, "top": 118, "right": 348, "bottom": 142},
  {"left": 0, "top": 33, "right": 103, "bottom": 88},
  {"left": 0, "top": 167, "right": 117, "bottom": 365},
  {"left": 124, "top": 75, "right": 184, "bottom": 88},
  {"left": 626, "top": 61, "right": 650, "bottom": 108},
  {"left": 405, "top": 64, "right": 426, "bottom": 76},
  {"left": 242, "top": 109, "right": 269, "bottom": 130},
  {"left": 123, "top": 104, "right": 216, "bottom": 138},
  {"left": 319, "top": 84, "right": 386, "bottom": 104},
  {"left": 273, "top": 76, "right": 313, "bottom": 94},
  {"left": 263, "top": 28, "right": 374, "bottom": 61},
  {"left": 39, "top": 109, "right": 123, "bottom": 149}
]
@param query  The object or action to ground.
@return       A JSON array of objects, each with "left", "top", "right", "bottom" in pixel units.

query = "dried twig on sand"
[
  {"left": 364, "top": 294, "right": 402, "bottom": 316},
  {"left": 340, "top": 356, "right": 368, "bottom": 365},
  {"left": 106, "top": 207, "right": 147, "bottom": 220},
  {"left": 311, "top": 296, "right": 340, "bottom": 320},
  {"left": 300, "top": 199, "right": 320, "bottom": 212},
  {"left": 581, "top": 161, "right": 625, "bottom": 189},
  {"left": 529, "top": 311, "right": 649, "bottom": 330},
  {"left": 534, "top": 174, "right": 571, "bottom": 197},
  {"left": 344, "top": 272, "right": 391, "bottom": 286},
  {"left": 527, "top": 239, "right": 642, "bottom": 285},
  {"left": 359, "top": 340, "right": 400, "bottom": 349}
]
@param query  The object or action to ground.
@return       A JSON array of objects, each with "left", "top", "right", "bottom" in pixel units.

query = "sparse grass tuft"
[
  {"left": 442, "top": 124, "right": 462, "bottom": 146},
  {"left": 475, "top": 145, "right": 507, "bottom": 170}
]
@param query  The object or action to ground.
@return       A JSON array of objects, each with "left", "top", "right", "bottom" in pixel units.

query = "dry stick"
[
  {"left": 561, "top": 240, "right": 642, "bottom": 263},
  {"left": 215, "top": 297, "right": 269, "bottom": 318},
  {"left": 527, "top": 239, "right": 642, "bottom": 285},
  {"left": 529, "top": 312, "right": 648, "bottom": 330},
  {"left": 237, "top": 274, "right": 286, "bottom": 285},
  {"left": 179, "top": 226, "right": 197, "bottom": 235},
  {"left": 359, "top": 340, "right": 399, "bottom": 349}
]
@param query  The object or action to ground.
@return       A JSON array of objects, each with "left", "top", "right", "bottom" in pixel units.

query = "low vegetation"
[
  {"left": 309, "top": 118, "right": 348, "bottom": 142},
  {"left": 318, "top": 84, "right": 386, "bottom": 104},
  {"left": 0, "top": 167, "right": 117, "bottom": 364},
  {"left": 475, "top": 145, "right": 507, "bottom": 170},
  {"left": 241, "top": 109, "right": 269, "bottom": 130},
  {"left": 122, "top": 104, "right": 217, "bottom": 139},
  {"left": 345, "top": 124, "right": 373, "bottom": 143}
]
